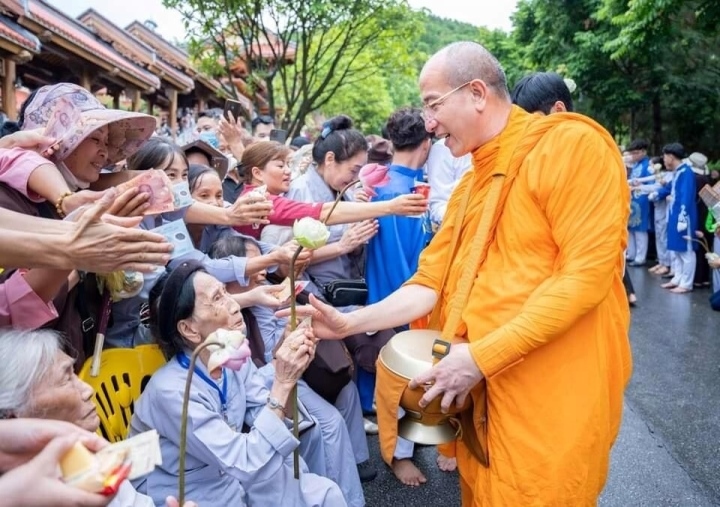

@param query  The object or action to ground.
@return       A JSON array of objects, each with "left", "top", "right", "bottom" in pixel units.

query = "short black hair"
[
  {"left": 208, "top": 235, "right": 256, "bottom": 260},
  {"left": 188, "top": 163, "right": 217, "bottom": 193},
  {"left": 662, "top": 142, "right": 686, "bottom": 160},
  {"left": 150, "top": 262, "right": 205, "bottom": 360},
  {"left": 627, "top": 139, "right": 649, "bottom": 152},
  {"left": 251, "top": 115, "right": 275, "bottom": 131},
  {"left": 384, "top": 107, "right": 430, "bottom": 151},
  {"left": 312, "top": 115, "right": 367, "bottom": 166},
  {"left": 198, "top": 110, "right": 220, "bottom": 120},
  {"left": 511, "top": 72, "right": 574, "bottom": 115}
]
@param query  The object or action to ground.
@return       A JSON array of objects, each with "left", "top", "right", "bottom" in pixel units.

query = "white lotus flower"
[{"left": 293, "top": 217, "right": 330, "bottom": 249}]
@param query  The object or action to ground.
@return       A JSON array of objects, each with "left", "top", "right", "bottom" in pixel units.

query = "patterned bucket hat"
[{"left": 22, "top": 83, "right": 156, "bottom": 164}]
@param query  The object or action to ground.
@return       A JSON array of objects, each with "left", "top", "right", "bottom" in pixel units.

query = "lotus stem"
[
  {"left": 179, "top": 341, "right": 225, "bottom": 506},
  {"left": 323, "top": 179, "right": 360, "bottom": 223},
  {"left": 685, "top": 235, "right": 710, "bottom": 253},
  {"left": 286, "top": 178, "right": 359, "bottom": 479}
]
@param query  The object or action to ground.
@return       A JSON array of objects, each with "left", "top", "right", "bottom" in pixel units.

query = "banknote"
[
  {"left": 274, "top": 278, "right": 309, "bottom": 302},
  {"left": 173, "top": 181, "right": 194, "bottom": 208},
  {"left": 96, "top": 430, "right": 162, "bottom": 481},
  {"left": 150, "top": 219, "right": 195, "bottom": 259},
  {"left": 116, "top": 170, "right": 176, "bottom": 215},
  {"left": 43, "top": 96, "right": 82, "bottom": 142}
]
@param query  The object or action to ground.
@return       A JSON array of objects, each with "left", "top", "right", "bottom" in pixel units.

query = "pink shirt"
[
  {"left": 0, "top": 148, "right": 60, "bottom": 328},
  {"left": 0, "top": 270, "right": 59, "bottom": 329},
  {"left": 0, "top": 147, "right": 48, "bottom": 203}
]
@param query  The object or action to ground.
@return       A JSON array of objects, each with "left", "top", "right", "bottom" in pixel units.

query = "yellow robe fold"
[{"left": 406, "top": 107, "right": 632, "bottom": 506}]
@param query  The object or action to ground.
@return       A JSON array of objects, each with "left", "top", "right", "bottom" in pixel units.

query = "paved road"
[{"left": 362, "top": 267, "right": 720, "bottom": 506}]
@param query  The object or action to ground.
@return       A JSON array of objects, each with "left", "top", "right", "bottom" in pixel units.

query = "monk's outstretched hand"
[
  {"left": 409, "top": 343, "right": 484, "bottom": 414},
  {"left": 275, "top": 293, "right": 350, "bottom": 340}
]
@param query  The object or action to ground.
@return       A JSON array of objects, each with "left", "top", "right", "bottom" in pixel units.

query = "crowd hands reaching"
[{"left": 0, "top": 81, "right": 432, "bottom": 507}]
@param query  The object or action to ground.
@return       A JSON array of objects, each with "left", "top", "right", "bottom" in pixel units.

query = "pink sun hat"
[{"left": 22, "top": 83, "right": 156, "bottom": 164}]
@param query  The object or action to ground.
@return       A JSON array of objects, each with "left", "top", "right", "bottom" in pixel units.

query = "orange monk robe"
[{"left": 407, "top": 106, "right": 632, "bottom": 506}]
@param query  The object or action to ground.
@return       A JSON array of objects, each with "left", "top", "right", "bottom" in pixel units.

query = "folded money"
[
  {"left": 275, "top": 278, "right": 309, "bottom": 302},
  {"left": 116, "top": 170, "right": 175, "bottom": 215}
]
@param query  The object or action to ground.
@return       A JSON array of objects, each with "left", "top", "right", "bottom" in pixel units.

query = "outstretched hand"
[{"left": 275, "top": 293, "right": 351, "bottom": 339}]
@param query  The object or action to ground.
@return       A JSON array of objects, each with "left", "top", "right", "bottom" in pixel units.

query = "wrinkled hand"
[
  {"left": 0, "top": 128, "right": 58, "bottom": 156},
  {"left": 226, "top": 193, "right": 273, "bottom": 226},
  {"left": 0, "top": 419, "right": 107, "bottom": 473},
  {"left": 273, "top": 240, "right": 313, "bottom": 267},
  {"left": 106, "top": 187, "right": 151, "bottom": 217},
  {"left": 238, "top": 284, "right": 286, "bottom": 308},
  {"left": 0, "top": 436, "right": 114, "bottom": 507},
  {"left": 338, "top": 220, "right": 378, "bottom": 254},
  {"left": 61, "top": 189, "right": 107, "bottom": 216},
  {"left": 390, "top": 193, "right": 428, "bottom": 216},
  {"left": 276, "top": 293, "right": 350, "bottom": 339},
  {"left": 273, "top": 327, "right": 317, "bottom": 382},
  {"left": 66, "top": 189, "right": 173, "bottom": 273},
  {"left": 409, "top": 343, "right": 484, "bottom": 414}
]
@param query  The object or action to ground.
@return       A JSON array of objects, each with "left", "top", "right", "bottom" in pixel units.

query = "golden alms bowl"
[{"left": 378, "top": 329, "right": 471, "bottom": 445}]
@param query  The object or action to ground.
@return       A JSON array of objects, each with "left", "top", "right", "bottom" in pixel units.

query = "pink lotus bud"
[
  {"left": 358, "top": 163, "right": 390, "bottom": 197},
  {"left": 206, "top": 329, "right": 252, "bottom": 378}
]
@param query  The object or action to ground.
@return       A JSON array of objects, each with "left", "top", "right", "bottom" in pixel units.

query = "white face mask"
[{"left": 57, "top": 160, "right": 90, "bottom": 190}]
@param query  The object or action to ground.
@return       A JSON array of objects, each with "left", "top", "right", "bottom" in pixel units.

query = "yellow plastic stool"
[{"left": 79, "top": 344, "right": 167, "bottom": 442}]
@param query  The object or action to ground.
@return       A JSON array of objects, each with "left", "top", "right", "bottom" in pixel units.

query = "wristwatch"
[{"left": 266, "top": 396, "right": 287, "bottom": 417}]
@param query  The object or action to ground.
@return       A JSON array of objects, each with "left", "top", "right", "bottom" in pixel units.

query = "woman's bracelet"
[{"left": 55, "top": 191, "right": 73, "bottom": 218}]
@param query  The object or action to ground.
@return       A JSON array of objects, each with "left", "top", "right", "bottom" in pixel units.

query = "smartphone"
[
  {"left": 223, "top": 99, "right": 246, "bottom": 122},
  {"left": 269, "top": 129, "right": 288, "bottom": 143}
]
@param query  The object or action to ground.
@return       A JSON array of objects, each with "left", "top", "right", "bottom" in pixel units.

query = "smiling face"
[
  {"left": 191, "top": 171, "right": 224, "bottom": 208},
  {"left": 63, "top": 126, "right": 109, "bottom": 183},
  {"left": 178, "top": 272, "right": 246, "bottom": 345},
  {"left": 321, "top": 150, "right": 368, "bottom": 192},
  {"left": 252, "top": 156, "right": 292, "bottom": 195},
  {"left": 22, "top": 351, "right": 99, "bottom": 432},
  {"left": 163, "top": 152, "right": 189, "bottom": 184},
  {"left": 419, "top": 58, "right": 494, "bottom": 158}
]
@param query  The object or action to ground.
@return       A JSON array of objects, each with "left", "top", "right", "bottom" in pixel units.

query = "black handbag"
[
  {"left": 302, "top": 339, "right": 354, "bottom": 404},
  {"left": 323, "top": 279, "right": 368, "bottom": 307}
]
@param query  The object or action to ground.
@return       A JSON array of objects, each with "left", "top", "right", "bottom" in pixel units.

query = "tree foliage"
[
  {"left": 164, "top": 0, "right": 418, "bottom": 136},
  {"left": 512, "top": 0, "right": 720, "bottom": 157}
]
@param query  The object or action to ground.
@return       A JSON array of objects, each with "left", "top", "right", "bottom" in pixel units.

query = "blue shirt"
[{"left": 366, "top": 164, "right": 432, "bottom": 304}]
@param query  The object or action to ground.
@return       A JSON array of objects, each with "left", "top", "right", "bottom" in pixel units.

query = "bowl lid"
[{"left": 379, "top": 329, "right": 444, "bottom": 379}]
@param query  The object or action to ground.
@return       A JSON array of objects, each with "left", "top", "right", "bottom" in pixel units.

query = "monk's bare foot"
[
  {"left": 436, "top": 454, "right": 457, "bottom": 472},
  {"left": 392, "top": 459, "right": 427, "bottom": 487}
]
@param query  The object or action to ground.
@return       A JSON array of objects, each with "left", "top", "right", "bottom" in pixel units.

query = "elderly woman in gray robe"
[
  {"left": 128, "top": 261, "right": 345, "bottom": 507},
  {"left": 0, "top": 328, "right": 195, "bottom": 507}
]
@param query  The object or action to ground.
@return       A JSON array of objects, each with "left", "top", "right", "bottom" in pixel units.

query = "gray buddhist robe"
[{"left": 129, "top": 356, "right": 345, "bottom": 507}]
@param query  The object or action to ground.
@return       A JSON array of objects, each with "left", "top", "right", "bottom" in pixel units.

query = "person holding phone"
[{"left": 251, "top": 115, "right": 275, "bottom": 140}]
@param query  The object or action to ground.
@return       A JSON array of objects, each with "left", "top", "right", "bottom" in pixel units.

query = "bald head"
[{"left": 423, "top": 41, "right": 510, "bottom": 100}]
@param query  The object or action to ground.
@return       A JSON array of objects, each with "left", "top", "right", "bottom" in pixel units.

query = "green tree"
[{"left": 165, "top": 0, "right": 418, "bottom": 136}]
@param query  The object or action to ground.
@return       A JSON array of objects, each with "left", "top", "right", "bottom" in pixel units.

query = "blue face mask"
[{"left": 199, "top": 131, "right": 219, "bottom": 148}]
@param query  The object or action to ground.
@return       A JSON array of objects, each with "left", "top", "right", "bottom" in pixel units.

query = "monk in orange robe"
[{"left": 285, "top": 41, "right": 631, "bottom": 506}]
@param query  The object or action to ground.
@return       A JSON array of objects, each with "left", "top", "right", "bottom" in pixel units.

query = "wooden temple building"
[{"left": 0, "top": 0, "right": 239, "bottom": 133}]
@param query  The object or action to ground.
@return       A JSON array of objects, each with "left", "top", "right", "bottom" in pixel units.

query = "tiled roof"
[
  {"left": 2, "top": 0, "right": 160, "bottom": 90},
  {"left": 0, "top": 15, "right": 40, "bottom": 52},
  {"left": 126, "top": 20, "right": 227, "bottom": 95},
  {"left": 78, "top": 9, "right": 193, "bottom": 92}
]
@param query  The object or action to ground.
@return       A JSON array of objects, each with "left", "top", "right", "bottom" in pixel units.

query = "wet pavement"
[{"left": 362, "top": 267, "right": 720, "bottom": 506}]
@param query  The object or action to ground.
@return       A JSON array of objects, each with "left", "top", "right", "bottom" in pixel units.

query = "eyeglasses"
[{"left": 422, "top": 81, "right": 472, "bottom": 121}]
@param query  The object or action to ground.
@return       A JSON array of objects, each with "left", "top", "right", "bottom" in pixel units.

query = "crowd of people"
[{"left": 0, "top": 39, "right": 716, "bottom": 507}]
